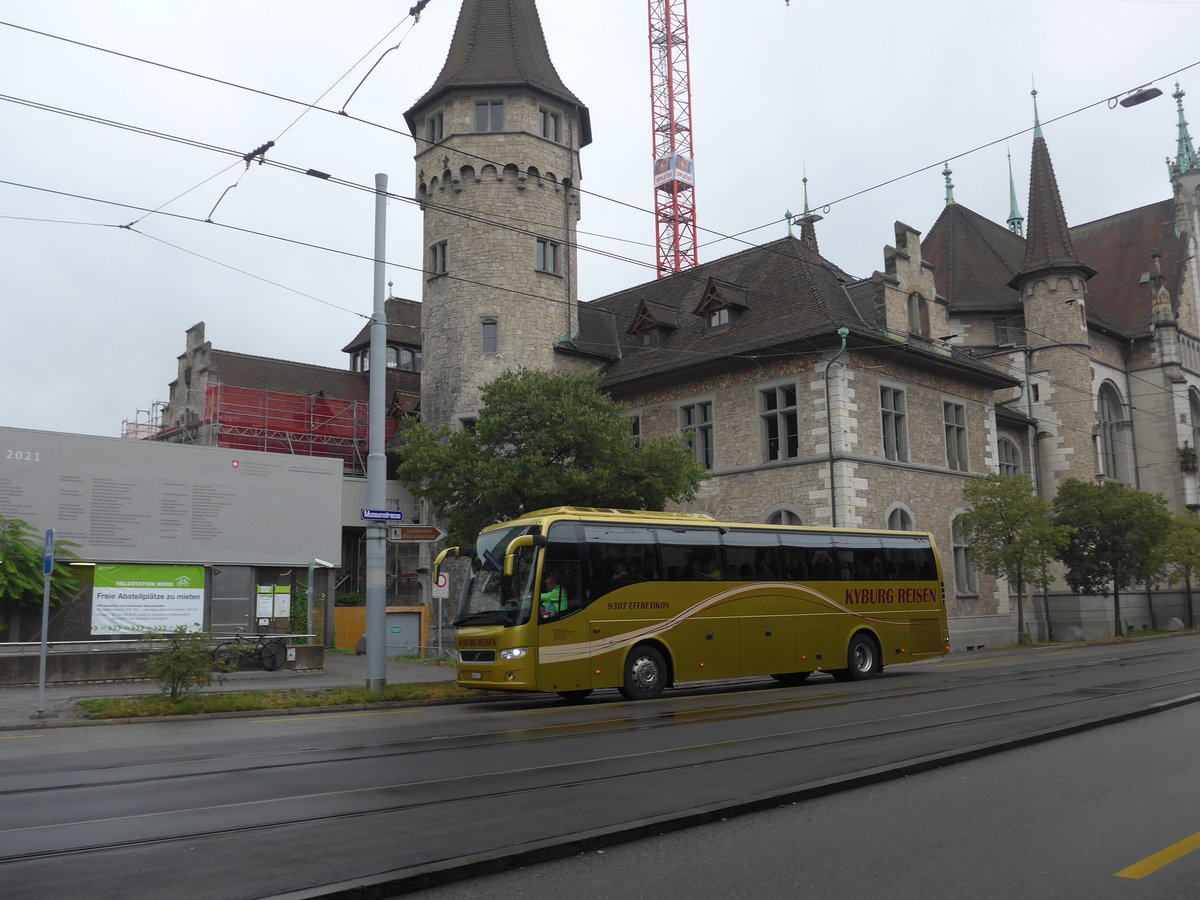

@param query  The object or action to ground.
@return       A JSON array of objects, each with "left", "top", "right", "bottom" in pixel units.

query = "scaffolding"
[{"left": 198, "top": 384, "right": 396, "bottom": 476}]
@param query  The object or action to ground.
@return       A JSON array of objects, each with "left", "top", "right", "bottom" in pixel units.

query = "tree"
[
  {"left": 1162, "top": 512, "right": 1200, "bottom": 630},
  {"left": 1051, "top": 479, "right": 1171, "bottom": 637},
  {"left": 958, "top": 474, "right": 1069, "bottom": 643},
  {"left": 393, "top": 369, "right": 707, "bottom": 545},
  {"left": 0, "top": 515, "right": 79, "bottom": 634}
]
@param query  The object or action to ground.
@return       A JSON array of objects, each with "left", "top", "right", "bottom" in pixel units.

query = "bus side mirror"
[
  {"left": 503, "top": 534, "right": 546, "bottom": 576},
  {"left": 433, "top": 546, "right": 460, "bottom": 583}
]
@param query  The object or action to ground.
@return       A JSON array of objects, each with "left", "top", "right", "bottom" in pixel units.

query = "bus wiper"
[{"left": 453, "top": 610, "right": 512, "bottom": 627}]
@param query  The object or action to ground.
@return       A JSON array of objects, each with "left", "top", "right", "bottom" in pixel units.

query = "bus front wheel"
[
  {"left": 619, "top": 645, "right": 667, "bottom": 700},
  {"left": 831, "top": 633, "right": 881, "bottom": 682}
]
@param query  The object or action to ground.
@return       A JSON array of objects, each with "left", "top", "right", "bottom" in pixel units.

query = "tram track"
[{"left": 2, "top": 651, "right": 1199, "bottom": 871}]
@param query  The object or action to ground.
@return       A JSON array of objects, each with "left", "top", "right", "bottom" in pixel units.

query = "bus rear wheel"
[
  {"left": 619, "top": 645, "right": 667, "bottom": 700},
  {"left": 832, "top": 633, "right": 881, "bottom": 682}
]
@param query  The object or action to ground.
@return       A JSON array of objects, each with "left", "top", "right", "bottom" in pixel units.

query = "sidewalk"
[{"left": 0, "top": 651, "right": 457, "bottom": 730}]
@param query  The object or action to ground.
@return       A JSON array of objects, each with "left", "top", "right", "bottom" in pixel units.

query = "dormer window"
[
  {"left": 626, "top": 298, "right": 675, "bottom": 348},
  {"left": 692, "top": 278, "right": 745, "bottom": 333}
]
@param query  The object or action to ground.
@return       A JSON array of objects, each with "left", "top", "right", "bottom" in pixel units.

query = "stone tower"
[
  {"left": 404, "top": 0, "right": 592, "bottom": 429},
  {"left": 1008, "top": 92, "right": 1098, "bottom": 494}
]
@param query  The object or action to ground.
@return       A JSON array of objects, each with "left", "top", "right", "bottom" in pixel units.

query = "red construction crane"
[{"left": 647, "top": 0, "right": 698, "bottom": 277}]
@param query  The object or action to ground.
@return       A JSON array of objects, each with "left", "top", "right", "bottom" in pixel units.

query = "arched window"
[
  {"left": 951, "top": 515, "right": 978, "bottom": 596},
  {"left": 765, "top": 508, "right": 802, "bottom": 526},
  {"left": 998, "top": 437, "right": 1022, "bottom": 477},
  {"left": 1097, "top": 384, "right": 1126, "bottom": 481},
  {"left": 887, "top": 507, "right": 913, "bottom": 531},
  {"left": 398, "top": 348, "right": 420, "bottom": 372},
  {"left": 386, "top": 346, "right": 399, "bottom": 369}
]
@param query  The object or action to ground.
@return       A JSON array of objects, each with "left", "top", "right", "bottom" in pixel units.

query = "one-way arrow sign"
[{"left": 387, "top": 525, "right": 447, "bottom": 543}]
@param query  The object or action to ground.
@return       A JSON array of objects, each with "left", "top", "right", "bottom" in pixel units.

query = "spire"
[
  {"left": 1007, "top": 148, "right": 1024, "bottom": 236},
  {"left": 404, "top": 0, "right": 591, "bottom": 144},
  {"left": 797, "top": 175, "right": 822, "bottom": 251},
  {"left": 1009, "top": 90, "right": 1095, "bottom": 287},
  {"left": 1169, "top": 83, "right": 1200, "bottom": 178},
  {"left": 942, "top": 163, "right": 955, "bottom": 205},
  {"left": 1031, "top": 85, "right": 1043, "bottom": 140}
]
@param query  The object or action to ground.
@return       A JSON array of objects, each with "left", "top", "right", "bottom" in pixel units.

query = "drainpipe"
[{"left": 825, "top": 327, "right": 850, "bottom": 528}]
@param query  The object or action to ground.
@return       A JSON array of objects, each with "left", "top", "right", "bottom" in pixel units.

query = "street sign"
[
  {"left": 361, "top": 509, "right": 404, "bottom": 522},
  {"left": 432, "top": 572, "right": 450, "bottom": 600},
  {"left": 387, "top": 525, "right": 446, "bottom": 543},
  {"left": 43, "top": 529, "right": 54, "bottom": 576}
]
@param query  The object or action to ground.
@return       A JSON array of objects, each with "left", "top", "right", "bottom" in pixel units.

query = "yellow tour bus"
[{"left": 436, "top": 507, "right": 949, "bottom": 702}]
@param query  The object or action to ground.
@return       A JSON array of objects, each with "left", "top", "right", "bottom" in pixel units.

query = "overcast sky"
[{"left": 3, "top": 0, "right": 1199, "bottom": 438}]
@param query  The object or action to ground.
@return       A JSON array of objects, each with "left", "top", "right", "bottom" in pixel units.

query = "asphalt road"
[
  {"left": 0, "top": 635, "right": 1197, "bottom": 899},
  {"left": 408, "top": 703, "right": 1200, "bottom": 899}
]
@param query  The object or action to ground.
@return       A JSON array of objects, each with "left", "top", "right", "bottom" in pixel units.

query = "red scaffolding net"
[{"left": 203, "top": 384, "right": 396, "bottom": 475}]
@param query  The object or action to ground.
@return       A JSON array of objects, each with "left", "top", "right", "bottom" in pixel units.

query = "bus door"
[{"left": 535, "top": 521, "right": 592, "bottom": 694}]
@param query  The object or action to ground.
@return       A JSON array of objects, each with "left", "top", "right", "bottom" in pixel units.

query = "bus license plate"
[{"left": 470, "top": 671, "right": 482, "bottom": 679}]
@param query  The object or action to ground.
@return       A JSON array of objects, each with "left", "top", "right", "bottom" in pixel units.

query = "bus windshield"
[{"left": 454, "top": 525, "right": 537, "bottom": 627}]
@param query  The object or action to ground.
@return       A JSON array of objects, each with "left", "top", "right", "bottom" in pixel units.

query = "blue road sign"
[
  {"left": 43, "top": 529, "right": 54, "bottom": 576},
  {"left": 361, "top": 509, "right": 404, "bottom": 521}
]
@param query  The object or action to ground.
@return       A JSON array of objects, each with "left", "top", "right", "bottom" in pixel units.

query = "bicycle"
[{"left": 212, "top": 629, "right": 288, "bottom": 672}]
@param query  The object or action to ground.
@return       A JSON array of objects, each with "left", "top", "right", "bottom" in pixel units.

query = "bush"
[{"left": 140, "top": 627, "right": 224, "bottom": 701}]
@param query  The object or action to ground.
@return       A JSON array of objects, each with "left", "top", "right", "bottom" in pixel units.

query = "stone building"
[{"left": 401, "top": 0, "right": 1200, "bottom": 646}]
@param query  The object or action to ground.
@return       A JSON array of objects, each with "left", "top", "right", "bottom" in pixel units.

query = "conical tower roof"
[
  {"left": 404, "top": 0, "right": 591, "bottom": 145},
  {"left": 1009, "top": 93, "right": 1094, "bottom": 287}
]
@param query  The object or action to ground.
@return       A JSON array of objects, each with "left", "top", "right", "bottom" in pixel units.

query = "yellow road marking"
[
  {"left": 1116, "top": 831, "right": 1200, "bottom": 879},
  {"left": 0, "top": 734, "right": 43, "bottom": 741},
  {"left": 251, "top": 709, "right": 422, "bottom": 724}
]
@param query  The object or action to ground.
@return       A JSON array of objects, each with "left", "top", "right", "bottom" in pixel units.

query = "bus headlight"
[{"left": 499, "top": 647, "right": 529, "bottom": 661}]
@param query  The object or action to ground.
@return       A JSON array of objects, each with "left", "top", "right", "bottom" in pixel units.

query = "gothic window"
[
  {"left": 998, "top": 437, "right": 1022, "bottom": 477},
  {"left": 908, "top": 293, "right": 930, "bottom": 337},
  {"left": 1098, "top": 383, "right": 1126, "bottom": 481},
  {"left": 535, "top": 238, "right": 560, "bottom": 274},
  {"left": 539, "top": 108, "right": 561, "bottom": 142},
  {"left": 760, "top": 383, "right": 799, "bottom": 461},
  {"left": 680, "top": 401, "right": 714, "bottom": 469},
  {"left": 481, "top": 318, "right": 498, "bottom": 355},
  {"left": 943, "top": 401, "right": 968, "bottom": 471},
  {"left": 429, "top": 240, "right": 447, "bottom": 276},
  {"left": 887, "top": 507, "right": 914, "bottom": 531},
  {"left": 952, "top": 515, "right": 978, "bottom": 596},
  {"left": 881, "top": 386, "right": 909, "bottom": 462},
  {"left": 475, "top": 100, "right": 504, "bottom": 132}
]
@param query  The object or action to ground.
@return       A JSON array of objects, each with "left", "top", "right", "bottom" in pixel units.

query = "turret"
[{"left": 405, "top": 0, "right": 591, "bottom": 429}]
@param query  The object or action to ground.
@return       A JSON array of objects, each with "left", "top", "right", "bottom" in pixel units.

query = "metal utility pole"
[
  {"left": 648, "top": 0, "right": 698, "bottom": 277},
  {"left": 365, "top": 174, "right": 389, "bottom": 692}
]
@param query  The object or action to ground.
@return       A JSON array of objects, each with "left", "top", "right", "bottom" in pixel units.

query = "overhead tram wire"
[
  {"left": 16, "top": 18, "right": 1191, "bottom": 274},
  {"left": 5, "top": 172, "right": 1189, "bottom": 467}
]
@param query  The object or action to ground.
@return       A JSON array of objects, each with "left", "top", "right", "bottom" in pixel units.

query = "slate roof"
[
  {"left": 208, "top": 352, "right": 420, "bottom": 414},
  {"left": 341, "top": 297, "right": 423, "bottom": 354},
  {"left": 404, "top": 0, "right": 591, "bottom": 145},
  {"left": 583, "top": 236, "right": 1014, "bottom": 390},
  {"left": 922, "top": 203, "right": 1024, "bottom": 312},
  {"left": 924, "top": 198, "right": 1185, "bottom": 340},
  {"left": 1012, "top": 133, "right": 1095, "bottom": 284},
  {"left": 1070, "top": 199, "right": 1186, "bottom": 338}
]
